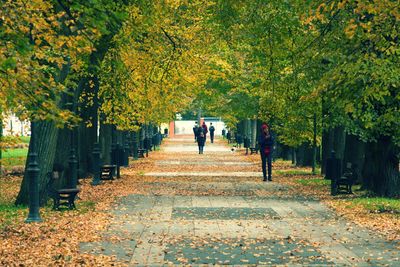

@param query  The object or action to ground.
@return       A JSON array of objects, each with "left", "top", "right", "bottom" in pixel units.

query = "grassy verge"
[
  {"left": 1, "top": 148, "right": 28, "bottom": 169},
  {"left": 295, "top": 177, "right": 330, "bottom": 186},
  {"left": 2, "top": 148, "right": 28, "bottom": 158},
  {"left": 18, "top": 136, "right": 30, "bottom": 144},
  {"left": 343, "top": 197, "right": 400, "bottom": 214}
]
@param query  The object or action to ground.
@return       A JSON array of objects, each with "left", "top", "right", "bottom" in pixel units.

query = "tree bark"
[
  {"left": 312, "top": 113, "right": 317, "bottom": 174},
  {"left": 343, "top": 134, "right": 365, "bottom": 183},
  {"left": 296, "top": 143, "right": 313, "bottom": 167},
  {"left": 321, "top": 129, "right": 332, "bottom": 174},
  {"left": 15, "top": 121, "right": 58, "bottom": 206},
  {"left": 100, "top": 122, "right": 112, "bottom": 165},
  {"left": 251, "top": 119, "right": 257, "bottom": 148},
  {"left": 332, "top": 126, "right": 346, "bottom": 160},
  {"left": 362, "top": 136, "right": 399, "bottom": 197}
]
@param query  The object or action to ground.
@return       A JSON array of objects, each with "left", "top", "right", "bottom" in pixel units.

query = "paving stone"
[
  {"left": 79, "top": 136, "right": 400, "bottom": 266},
  {"left": 172, "top": 207, "right": 280, "bottom": 220},
  {"left": 164, "top": 238, "right": 333, "bottom": 265},
  {"left": 80, "top": 240, "right": 136, "bottom": 263}
]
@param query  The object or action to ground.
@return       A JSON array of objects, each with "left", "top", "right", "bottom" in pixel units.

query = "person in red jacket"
[
  {"left": 258, "top": 123, "right": 274, "bottom": 181},
  {"left": 201, "top": 121, "right": 208, "bottom": 143}
]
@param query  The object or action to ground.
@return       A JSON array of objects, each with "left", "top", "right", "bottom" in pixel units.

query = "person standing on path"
[
  {"left": 197, "top": 127, "right": 206, "bottom": 154},
  {"left": 193, "top": 122, "right": 199, "bottom": 142},
  {"left": 209, "top": 123, "right": 215, "bottom": 143},
  {"left": 201, "top": 121, "right": 208, "bottom": 144},
  {"left": 258, "top": 123, "right": 274, "bottom": 181}
]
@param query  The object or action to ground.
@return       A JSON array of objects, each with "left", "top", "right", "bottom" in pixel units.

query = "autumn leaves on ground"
[{"left": 1, "top": 137, "right": 399, "bottom": 266}]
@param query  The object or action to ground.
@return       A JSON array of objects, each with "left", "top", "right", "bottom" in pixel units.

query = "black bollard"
[
  {"left": 25, "top": 122, "right": 42, "bottom": 223},
  {"left": 133, "top": 131, "right": 138, "bottom": 160},
  {"left": 116, "top": 143, "right": 121, "bottom": 178},
  {"left": 91, "top": 142, "right": 101, "bottom": 185},
  {"left": 69, "top": 126, "right": 78, "bottom": 188},
  {"left": 25, "top": 151, "right": 42, "bottom": 223},
  {"left": 123, "top": 139, "right": 129, "bottom": 167}
]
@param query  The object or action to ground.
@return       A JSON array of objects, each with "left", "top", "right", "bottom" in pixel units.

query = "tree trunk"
[
  {"left": 332, "top": 126, "right": 346, "bottom": 160},
  {"left": 362, "top": 136, "right": 399, "bottom": 197},
  {"left": 279, "top": 145, "right": 291, "bottom": 160},
  {"left": 312, "top": 113, "right": 317, "bottom": 174},
  {"left": 343, "top": 134, "right": 365, "bottom": 183},
  {"left": 292, "top": 148, "right": 297, "bottom": 165},
  {"left": 321, "top": 129, "right": 333, "bottom": 174},
  {"left": 15, "top": 121, "right": 58, "bottom": 206},
  {"left": 100, "top": 122, "right": 112, "bottom": 165},
  {"left": 322, "top": 127, "right": 345, "bottom": 174},
  {"left": 296, "top": 143, "right": 313, "bottom": 167},
  {"left": 251, "top": 119, "right": 257, "bottom": 148}
]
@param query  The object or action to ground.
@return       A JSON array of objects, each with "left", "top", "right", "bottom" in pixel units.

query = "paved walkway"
[{"left": 80, "top": 136, "right": 400, "bottom": 266}]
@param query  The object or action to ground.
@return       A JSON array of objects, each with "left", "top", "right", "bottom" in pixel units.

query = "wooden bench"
[
  {"left": 101, "top": 165, "right": 116, "bottom": 180},
  {"left": 138, "top": 149, "right": 147, "bottom": 158},
  {"left": 335, "top": 163, "right": 358, "bottom": 194},
  {"left": 47, "top": 170, "right": 80, "bottom": 210}
]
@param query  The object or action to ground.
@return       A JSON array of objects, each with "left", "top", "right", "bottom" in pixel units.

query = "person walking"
[
  {"left": 258, "top": 123, "right": 274, "bottom": 181},
  {"left": 201, "top": 121, "right": 208, "bottom": 143},
  {"left": 193, "top": 122, "right": 199, "bottom": 142},
  {"left": 197, "top": 127, "right": 206, "bottom": 154},
  {"left": 209, "top": 123, "right": 215, "bottom": 143}
]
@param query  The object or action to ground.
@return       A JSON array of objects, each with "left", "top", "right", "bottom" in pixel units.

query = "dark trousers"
[
  {"left": 198, "top": 145, "right": 204, "bottom": 154},
  {"left": 260, "top": 152, "right": 272, "bottom": 180},
  {"left": 210, "top": 133, "right": 214, "bottom": 143}
]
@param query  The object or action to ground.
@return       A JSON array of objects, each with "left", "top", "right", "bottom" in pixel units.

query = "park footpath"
[{"left": 80, "top": 136, "right": 400, "bottom": 266}]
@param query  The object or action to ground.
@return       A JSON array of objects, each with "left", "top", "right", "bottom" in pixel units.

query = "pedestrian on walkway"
[
  {"left": 193, "top": 121, "right": 199, "bottom": 142},
  {"left": 197, "top": 127, "right": 206, "bottom": 154},
  {"left": 201, "top": 121, "right": 208, "bottom": 143},
  {"left": 258, "top": 123, "right": 274, "bottom": 181},
  {"left": 226, "top": 131, "right": 232, "bottom": 144},
  {"left": 209, "top": 123, "right": 215, "bottom": 143}
]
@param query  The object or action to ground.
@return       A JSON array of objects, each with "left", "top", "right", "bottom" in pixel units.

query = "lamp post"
[
  {"left": 66, "top": 97, "right": 78, "bottom": 189},
  {"left": 25, "top": 121, "right": 42, "bottom": 223},
  {"left": 133, "top": 130, "right": 138, "bottom": 160},
  {"left": 123, "top": 132, "right": 129, "bottom": 167},
  {"left": 91, "top": 120, "right": 101, "bottom": 185}
]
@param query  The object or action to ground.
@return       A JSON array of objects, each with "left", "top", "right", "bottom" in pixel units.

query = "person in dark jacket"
[
  {"left": 197, "top": 127, "right": 206, "bottom": 154},
  {"left": 193, "top": 122, "right": 199, "bottom": 142},
  {"left": 258, "top": 123, "right": 274, "bottom": 181},
  {"left": 201, "top": 121, "right": 208, "bottom": 143},
  {"left": 209, "top": 123, "right": 215, "bottom": 143}
]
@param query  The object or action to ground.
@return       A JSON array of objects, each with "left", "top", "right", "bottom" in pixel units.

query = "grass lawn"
[
  {"left": 2, "top": 148, "right": 28, "bottom": 158},
  {"left": 18, "top": 136, "right": 30, "bottom": 144},
  {"left": 1, "top": 148, "right": 28, "bottom": 168},
  {"left": 344, "top": 197, "right": 400, "bottom": 214}
]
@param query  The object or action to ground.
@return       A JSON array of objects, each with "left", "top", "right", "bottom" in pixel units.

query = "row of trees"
[
  {"left": 0, "top": 0, "right": 398, "bottom": 199},
  {"left": 192, "top": 0, "right": 399, "bottom": 197},
  {"left": 0, "top": 0, "right": 214, "bottom": 205}
]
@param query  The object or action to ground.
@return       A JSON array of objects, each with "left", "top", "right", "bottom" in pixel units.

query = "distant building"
[{"left": 2, "top": 114, "right": 30, "bottom": 136}]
